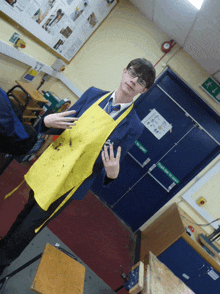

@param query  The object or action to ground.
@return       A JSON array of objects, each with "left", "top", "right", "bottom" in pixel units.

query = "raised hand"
[
  {"left": 44, "top": 110, "right": 78, "bottom": 129},
  {"left": 102, "top": 143, "right": 121, "bottom": 179}
]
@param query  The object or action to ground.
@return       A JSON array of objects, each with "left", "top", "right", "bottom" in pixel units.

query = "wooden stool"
[
  {"left": 30, "top": 243, "right": 85, "bottom": 294},
  {"left": 7, "top": 80, "right": 48, "bottom": 125}
]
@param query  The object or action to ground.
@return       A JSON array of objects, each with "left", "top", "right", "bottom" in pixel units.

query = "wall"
[
  {"left": 64, "top": 0, "right": 168, "bottom": 94},
  {"left": 0, "top": 16, "right": 78, "bottom": 105},
  {"left": 0, "top": 16, "right": 56, "bottom": 66},
  {"left": 0, "top": 51, "right": 78, "bottom": 104},
  {"left": 0, "top": 0, "right": 220, "bottom": 236},
  {"left": 0, "top": 52, "right": 53, "bottom": 93}
]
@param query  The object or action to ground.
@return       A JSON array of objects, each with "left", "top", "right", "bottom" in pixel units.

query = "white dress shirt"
[{"left": 103, "top": 91, "right": 133, "bottom": 119}]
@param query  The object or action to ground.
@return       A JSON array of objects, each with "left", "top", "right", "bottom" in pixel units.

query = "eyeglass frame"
[{"left": 127, "top": 67, "right": 148, "bottom": 88}]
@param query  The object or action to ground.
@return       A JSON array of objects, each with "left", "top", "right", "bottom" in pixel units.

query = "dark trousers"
[{"left": 0, "top": 189, "right": 74, "bottom": 266}]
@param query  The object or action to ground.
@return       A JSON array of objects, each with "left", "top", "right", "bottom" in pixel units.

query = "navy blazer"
[
  {"left": 38, "top": 87, "right": 144, "bottom": 200},
  {"left": 0, "top": 88, "right": 29, "bottom": 140},
  {"left": 0, "top": 88, "right": 38, "bottom": 155}
]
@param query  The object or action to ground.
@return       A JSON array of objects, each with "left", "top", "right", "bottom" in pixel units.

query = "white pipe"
[{"left": 0, "top": 40, "right": 83, "bottom": 98}]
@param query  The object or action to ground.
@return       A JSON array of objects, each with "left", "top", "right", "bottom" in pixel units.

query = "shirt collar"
[{"left": 109, "top": 91, "right": 133, "bottom": 111}]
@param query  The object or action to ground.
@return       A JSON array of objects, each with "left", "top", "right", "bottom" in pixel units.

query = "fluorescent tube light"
[{"left": 188, "top": 0, "right": 205, "bottom": 9}]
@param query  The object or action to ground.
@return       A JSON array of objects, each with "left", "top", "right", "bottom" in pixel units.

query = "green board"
[
  {"left": 201, "top": 77, "right": 220, "bottom": 103},
  {"left": 134, "top": 140, "right": 148, "bottom": 154},
  {"left": 157, "top": 162, "right": 180, "bottom": 184}
]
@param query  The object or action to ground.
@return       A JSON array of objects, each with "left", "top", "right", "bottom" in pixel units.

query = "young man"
[{"left": 0, "top": 58, "right": 156, "bottom": 275}]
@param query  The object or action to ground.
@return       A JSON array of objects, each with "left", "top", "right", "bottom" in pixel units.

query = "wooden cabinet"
[{"left": 140, "top": 203, "right": 220, "bottom": 293}]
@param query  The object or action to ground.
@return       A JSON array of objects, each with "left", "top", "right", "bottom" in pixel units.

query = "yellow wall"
[
  {"left": 0, "top": 16, "right": 56, "bottom": 66},
  {"left": 1, "top": 0, "right": 220, "bottom": 235},
  {"left": 0, "top": 52, "right": 53, "bottom": 93},
  {"left": 0, "top": 52, "right": 78, "bottom": 104},
  {"left": 0, "top": 16, "right": 78, "bottom": 105},
  {"left": 191, "top": 169, "right": 220, "bottom": 220},
  {"left": 0, "top": 52, "right": 29, "bottom": 91},
  {"left": 64, "top": 0, "right": 168, "bottom": 95}
]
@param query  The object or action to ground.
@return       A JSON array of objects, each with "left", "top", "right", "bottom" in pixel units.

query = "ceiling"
[{"left": 130, "top": 0, "right": 220, "bottom": 83}]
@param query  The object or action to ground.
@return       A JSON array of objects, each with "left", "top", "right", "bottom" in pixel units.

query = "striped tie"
[{"left": 105, "top": 99, "right": 121, "bottom": 114}]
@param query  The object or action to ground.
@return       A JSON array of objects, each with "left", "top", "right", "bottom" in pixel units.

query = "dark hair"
[{"left": 126, "top": 58, "right": 156, "bottom": 89}]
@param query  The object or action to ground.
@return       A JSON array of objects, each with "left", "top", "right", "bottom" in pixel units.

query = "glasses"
[{"left": 127, "top": 67, "right": 147, "bottom": 88}]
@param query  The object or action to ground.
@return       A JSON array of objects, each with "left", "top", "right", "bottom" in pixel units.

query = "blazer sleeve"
[{"left": 0, "top": 124, "right": 38, "bottom": 155}]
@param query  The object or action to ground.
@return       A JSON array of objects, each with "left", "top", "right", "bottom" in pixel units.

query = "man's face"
[{"left": 120, "top": 67, "right": 148, "bottom": 100}]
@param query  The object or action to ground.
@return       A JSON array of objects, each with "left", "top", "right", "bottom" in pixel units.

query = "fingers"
[
  {"left": 55, "top": 122, "right": 77, "bottom": 129},
  {"left": 109, "top": 144, "right": 114, "bottom": 159},
  {"left": 102, "top": 144, "right": 121, "bottom": 162},
  {"left": 54, "top": 115, "right": 78, "bottom": 129},
  {"left": 116, "top": 146, "right": 121, "bottom": 161},
  {"left": 107, "top": 144, "right": 121, "bottom": 160},
  {"left": 101, "top": 149, "right": 105, "bottom": 164},
  {"left": 59, "top": 110, "right": 76, "bottom": 116},
  {"left": 57, "top": 111, "right": 78, "bottom": 129},
  {"left": 103, "top": 145, "right": 109, "bottom": 161},
  {"left": 63, "top": 117, "right": 79, "bottom": 122},
  {"left": 44, "top": 111, "right": 78, "bottom": 129},
  {"left": 101, "top": 145, "right": 110, "bottom": 166}
]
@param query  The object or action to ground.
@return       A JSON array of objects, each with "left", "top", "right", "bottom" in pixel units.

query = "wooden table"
[
  {"left": 15, "top": 80, "right": 47, "bottom": 103},
  {"left": 30, "top": 243, "right": 85, "bottom": 294},
  {"left": 140, "top": 203, "right": 220, "bottom": 274},
  {"left": 7, "top": 80, "right": 48, "bottom": 124},
  {"left": 142, "top": 252, "right": 195, "bottom": 293}
]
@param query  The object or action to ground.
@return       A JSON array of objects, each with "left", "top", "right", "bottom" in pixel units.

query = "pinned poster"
[
  {"left": 0, "top": 0, "right": 117, "bottom": 62},
  {"left": 23, "top": 62, "right": 44, "bottom": 82},
  {"left": 142, "top": 109, "right": 172, "bottom": 140}
]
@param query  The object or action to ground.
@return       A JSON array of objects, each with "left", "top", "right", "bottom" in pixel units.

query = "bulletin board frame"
[{"left": 0, "top": 0, "right": 118, "bottom": 64}]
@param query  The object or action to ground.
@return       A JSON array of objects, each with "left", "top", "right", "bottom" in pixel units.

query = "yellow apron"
[{"left": 24, "top": 92, "right": 133, "bottom": 232}]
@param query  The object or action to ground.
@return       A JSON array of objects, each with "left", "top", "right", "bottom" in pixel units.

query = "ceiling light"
[{"left": 188, "top": 0, "right": 205, "bottom": 9}]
